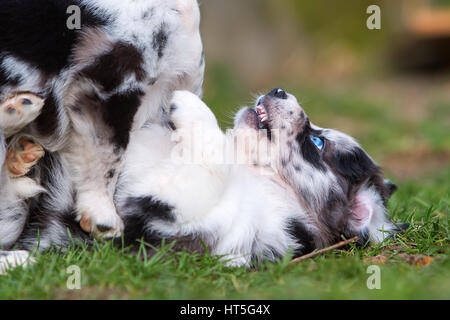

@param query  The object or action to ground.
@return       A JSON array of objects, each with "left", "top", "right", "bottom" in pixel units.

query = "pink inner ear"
[{"left": 351, "top": 193, "right": 374, "bottom": 228}]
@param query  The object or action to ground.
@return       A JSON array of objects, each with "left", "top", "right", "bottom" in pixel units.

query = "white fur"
[
  {"left": 0, "top": 93, "right": 44, "bottom": 138},
  {"left": 0, "top": 251, "right": 36, "bottom": 275},
  {"left": 356, "top": 186, "right": 397, "bottom": 243}
]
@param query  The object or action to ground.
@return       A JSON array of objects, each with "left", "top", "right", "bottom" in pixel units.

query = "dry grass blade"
[{"left": 290, "top": 237, "right": 359, "bottom": 264}]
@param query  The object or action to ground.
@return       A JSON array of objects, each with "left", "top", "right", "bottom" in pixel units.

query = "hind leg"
[
  {"left": 0, "top": 93, "right": 44, "bottom": 137},
  {"left": 5, "top": 137, "right": 46, "bottom": 199},
  {"left": 0, "top": 137, "right": 44, "bottom": 248},
  {"left": 6, "top": 137, "right": 45, "bottom": 177}
]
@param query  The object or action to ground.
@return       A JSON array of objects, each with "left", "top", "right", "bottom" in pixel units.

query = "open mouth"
[{"left": 255, "top": 100, "right": 270, "bottom": 131}]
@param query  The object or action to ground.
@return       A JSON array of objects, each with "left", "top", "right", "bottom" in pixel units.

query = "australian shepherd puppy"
[
  {"left": 115, "top": 89, "right": 406, "bottom": 267},
  {"left": 0, "top": 0, "right": 204, "bottom": 239}
]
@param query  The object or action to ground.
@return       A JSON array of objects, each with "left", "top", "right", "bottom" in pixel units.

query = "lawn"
[{"left": 0, "top": 69, "right": 449, "bottom": 300}]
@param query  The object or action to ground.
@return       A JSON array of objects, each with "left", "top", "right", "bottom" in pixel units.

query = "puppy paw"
[
  {"left": 76, "top": 193, "right": 124, "bottom": 239},
  {"left": 79, "top": 212, "right": 124, "bottom": 239},
  {"left": 0, "top": 93, "right": 44, "bottom": 137},
  {"left": 6, "top": 137, "right": 45, "bottom": 177},
  {"left": 169, "top": 91, "right": 218, "bottom": 130}
]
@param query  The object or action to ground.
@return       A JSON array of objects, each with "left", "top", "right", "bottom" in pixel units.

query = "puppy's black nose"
[{"left": 268, "top": 88, "right": 288, "bottom": 100}]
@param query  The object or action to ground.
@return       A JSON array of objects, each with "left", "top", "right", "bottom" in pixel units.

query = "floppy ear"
[
  {"left": 350, "top": 190, "right": 375, "bottom": 229},
  {"left": 334, "top": 148, "right": 378, "bottom": 184},
  {"left": 383, "top": 179, "right": 398, "bottom": 199}
]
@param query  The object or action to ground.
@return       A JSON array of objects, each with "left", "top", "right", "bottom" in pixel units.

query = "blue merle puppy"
[
  {"left": 113, "top": 90, "right": 407, "bottom": 267},
  {"left": 0, "top": 0, "right": 205, "bottom": 240}
]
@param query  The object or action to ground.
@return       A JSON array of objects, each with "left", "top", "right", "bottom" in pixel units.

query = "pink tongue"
[{"left": 256, "top": 106, "right": 264, "bottom": 114}]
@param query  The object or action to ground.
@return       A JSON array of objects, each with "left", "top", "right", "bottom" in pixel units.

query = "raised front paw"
[
  {"left": 6, "top": 137, "right": 45, "bottom": 177},
  {"left": 0, "top": 93, "right": 44, "bottom": 137},
  {"left": 77, "top": 193, "right": 124, "bottom": 239},
  {"left": 169, "top": 91, "right": 219, "bottom": 130}
]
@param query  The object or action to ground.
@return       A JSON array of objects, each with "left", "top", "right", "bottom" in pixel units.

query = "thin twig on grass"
[{"left": 290, "top": 236, "right": 359, "bottom": 264}]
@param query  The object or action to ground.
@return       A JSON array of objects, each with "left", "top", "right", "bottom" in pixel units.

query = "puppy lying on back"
[{"left": 116, "top": 89, "right": 407, "bottom": 267}]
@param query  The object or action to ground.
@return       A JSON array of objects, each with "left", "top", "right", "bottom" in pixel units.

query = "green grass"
[
  {"left": 1, "top": 67, "right": 449, "bottom": 300},
  {"left": 1, "top": 176, "right": 448, "bottom": 299}
]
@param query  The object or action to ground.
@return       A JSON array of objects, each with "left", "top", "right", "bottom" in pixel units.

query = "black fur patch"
[
  {"left": 81, "top": 42, "right": 145, "bottom": 92},
  {"left": 344, "top": 226, "right": 370, "bottom": 248},
  {"left": 121, "top": 196, "right": 175, "bottom": 246},
  {"left": 102, "top": 89, "right": 144, "bottom": 148},
  {"left": 123, "top": 196, "right": 175, "bottom": 222},
  {"left": 32, "top": 92, "right": 59, "bottom": 137},
  {"left": 153, "top": 24, "right": 169, "bottom": 59},
  {"left": 0, "top": 65, "right": 22, "bottom": 88},
  {"left": 105, "top": 169, "right": 116, "bottom": 179},
  {"left": 0, "top": 63, "right": 8, "bottom": 87},
  {"left": 0, "top": 0, "right": 108, "bottom": 75},
  {"left": 319, "top": 190, "right": 351, "bottom": 240},
  {"left": 332, "top": 147, "right": 378, "bottom": 184},
  {"left": 17, "top": 152, "right": 89, "bottom": 251},
  {"left": 96, "top": 224, "right": 115, "bottom": 233},
  {"left": 295, "top": 123, "right": 326, "bottom": 171},
  {"left": 286, "top": 219, "right": 316, "bottom": 258},
  {"left": 142, "top": 8, "right": 154, "bottom": 20}
]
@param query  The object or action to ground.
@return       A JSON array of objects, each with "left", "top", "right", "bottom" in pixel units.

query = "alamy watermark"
[
  {"left": 366, "top": 265, "right": 381, "bottom": 290},
  {"left": 66, "top": 5, "right": 81, "bottom": 30},
  {"left": 66, "top": 5, "right": 382, "bottom": 31},
  {"left": 169, "top": 125, "right": 284, "bottom": 175},
  {"left": 367, "top": 5, "right": 381, "bottom": 30},
  {"left": 66, "top": 265, "right": 81, "bottom": 290}
]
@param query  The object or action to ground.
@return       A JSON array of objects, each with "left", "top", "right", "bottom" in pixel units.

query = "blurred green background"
[{"left": 200, "top": 0, "right": 450, "bottom": 182}]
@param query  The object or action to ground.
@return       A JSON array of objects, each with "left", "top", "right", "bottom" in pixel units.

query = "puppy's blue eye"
[{"left": 311, "top": 136, "right": 324, "bottom": 150}]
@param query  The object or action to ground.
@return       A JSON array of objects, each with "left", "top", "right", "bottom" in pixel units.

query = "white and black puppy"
[
  {"left": 115, "top": 89, "right": 406, "bottom": 267},
  {"left": 0, "top": 0, "right": 204, "bottom": 238}
]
